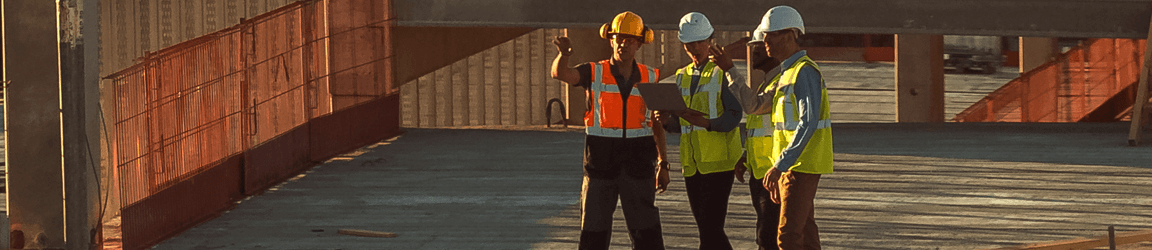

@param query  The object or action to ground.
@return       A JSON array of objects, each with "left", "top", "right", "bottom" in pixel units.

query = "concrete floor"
[
  {"left": 6, "top": 63, "right": 1152, "bottom": 249},
  {"left": 151, "top": 122, "right": 1152, "bottom": 250}
]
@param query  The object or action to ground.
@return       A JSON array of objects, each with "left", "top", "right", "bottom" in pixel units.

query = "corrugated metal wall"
[
  {"left": 100, "top": 0, "right": 297, "bottom": 76},
  {"left": 400, "top": 29, "right": 747, "bottom": 128}
]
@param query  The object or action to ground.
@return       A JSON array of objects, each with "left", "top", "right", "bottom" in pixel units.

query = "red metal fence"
[
  {"left": 102, "top": 1, "right": 398, "bottom": 249},
  {"left": 954, "top": 39, "right": 1144, "bottom": 122}
]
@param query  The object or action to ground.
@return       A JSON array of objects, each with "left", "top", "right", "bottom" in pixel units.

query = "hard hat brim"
[{"left": 678, "top": 33, "right": 711, "bottom": 43}]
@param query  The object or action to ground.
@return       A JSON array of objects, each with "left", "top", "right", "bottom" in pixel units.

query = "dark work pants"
[
  {"left": 579, "top": 172, "right": 665, "bottom": 250},
  {"left": 684, "top": 170, "right": 735, "bottom": 250},
  {"left": 750, "top": 176, "right": 782, "bottom": 250}
]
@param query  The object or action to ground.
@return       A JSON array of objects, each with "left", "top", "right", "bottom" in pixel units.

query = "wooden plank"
[
  {"left": 986, "top": 229, "right": 1152, "bottom": 250},
  {"left": 337, "top": 229, "right": 398, "bottom": 238},
  {"left": 515, "top": 33, "right": 531, "bottom": 125},
  {"left": 544, "top": 29, "right": 561, "bottom": 122},
  {"left": 530, "top": 29, "right": 546, "bottom": 125},
  {"left": 399, "top": 80, "right": 417, "bottom": 127},
  {"left": 452, "top": 58, "right": 468, "bottom": 126},
  {"left": 468, "top": 53, "right": 484, "bottom": 125},
  {"left": 435, "top": 64, "right": 453, "bottom": 127},
  {"left": 500, "top": 41, "right": 516, "bottom": 125},
  {"left": 417, "top": 73, "right": 434, "bottom": 127},
  {"left": 1129, "top": 14, "right": 1152, "bottom": 146},
  {"left": 485, "top": 47, "right": 501, "bottom": 125}
]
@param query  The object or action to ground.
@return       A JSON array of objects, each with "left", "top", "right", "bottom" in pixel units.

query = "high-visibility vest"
[
  {"left": 744, "top": 76, "right": 779, "bottom": 179},
  {"left": 585, "top": 60, "right": 659, "bottom": 138},
  {"left": 675, "top": 62, "right": 743, "bottom": 177},
  {"left": 771, "top": 55, "right": 833, "bottom": 174}
]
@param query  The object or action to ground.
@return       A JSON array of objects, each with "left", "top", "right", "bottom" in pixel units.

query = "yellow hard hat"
[{"left": 600, "top": 11, "right": 654, "bottom": 44}]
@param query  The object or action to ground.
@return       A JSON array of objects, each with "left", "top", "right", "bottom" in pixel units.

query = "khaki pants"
[{"left": 778, "top": 171, "right": 822, "bottom": 249}]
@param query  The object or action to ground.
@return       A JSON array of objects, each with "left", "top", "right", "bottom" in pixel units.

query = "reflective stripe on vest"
[
  {"left": 771, "top": 55, "right": 834, "bottom": 174},
  {"left": 677, "top": 63, "right": 723, "bottom": 134},
  {"left": 675, "top": 62, "right": 743, "bottom": 177},
  {"left": 585, "top": 60, "right": 659, "bottom": 138}
]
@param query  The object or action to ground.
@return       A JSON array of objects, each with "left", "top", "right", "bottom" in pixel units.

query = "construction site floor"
[{"left": 152, "top": 123, "right": 1152, "bottom": 249}]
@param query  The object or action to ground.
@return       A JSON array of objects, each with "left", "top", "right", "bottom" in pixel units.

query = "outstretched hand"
[
  {"left": 553, "top": 36, "right": 572, "bottom": 56},
  {"left": 709, "top": 45, "right": 734, "bottom": 72}
]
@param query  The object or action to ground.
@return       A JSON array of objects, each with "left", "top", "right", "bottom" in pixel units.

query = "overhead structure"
[
  {"left": 394, "top": 0, "right": 1152, "bottom": 38},
  {"left": 393, "top": 0, "right": 1152, "bottom": 142}
]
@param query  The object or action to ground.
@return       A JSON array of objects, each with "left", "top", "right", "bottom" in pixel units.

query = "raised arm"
[{"left": 551, "top": 36, "right": 581, "bottom": 85}]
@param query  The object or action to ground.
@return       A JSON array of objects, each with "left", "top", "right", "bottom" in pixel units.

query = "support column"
[
  {"left": 1020, "top": 37, "right": 1059, "bottom": 73},
  {"left": 895, "top": 34, "right": 945, "bottom": 122},
  {"left": 4, "top": 0, "right": 100, "bottom": 249},
  {"left": 563, "top": 28, "right": 611, "bottom": 125}
]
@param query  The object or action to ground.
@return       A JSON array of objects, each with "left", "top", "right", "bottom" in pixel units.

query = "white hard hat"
[
  {"left": 750, "top": 6, "right": 805, "bottom": 43},
  {"left": 677, "top": 12, "right": 714, "bottom": 43}
]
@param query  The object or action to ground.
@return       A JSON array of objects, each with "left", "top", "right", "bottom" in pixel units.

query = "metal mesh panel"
[
  {"left": 103, "top": 1, "right": 395, "bottom": 248},
  {"left": 106, "top": 29, "right": 247, "bottom": 206}
]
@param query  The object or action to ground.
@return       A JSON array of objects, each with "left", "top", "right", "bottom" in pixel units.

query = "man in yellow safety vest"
[
  {"left": 730, "top": 5, "right": 835, "bottom": 249},
  {"left": 550, "top": 11, "right": 670, "bottom": 250}
]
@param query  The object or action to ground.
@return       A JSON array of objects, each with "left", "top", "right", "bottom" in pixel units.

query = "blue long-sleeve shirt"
[
  {"left": 663, "top": 63, "right": 743, "bottom": 133},
  {"left": 773, "top": 51, "right": 824, "bottom": 172}
]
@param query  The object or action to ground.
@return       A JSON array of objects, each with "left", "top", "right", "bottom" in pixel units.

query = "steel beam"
[{"left": 394, "top": 0, "right": 1152, "bottom": 38}]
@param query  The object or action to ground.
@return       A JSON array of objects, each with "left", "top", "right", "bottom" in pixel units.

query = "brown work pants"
[{"left": 778, "top": 171, "right": 822, "bottom": 249}]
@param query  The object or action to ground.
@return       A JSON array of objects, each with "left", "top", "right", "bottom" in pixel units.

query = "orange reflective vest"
[{"left": 585, "top": 60, "right": 660, "bottom": 138}]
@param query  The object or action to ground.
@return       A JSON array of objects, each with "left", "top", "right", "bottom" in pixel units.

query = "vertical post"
[
  {"left": 1020, "top": 37, "right": 1059, "bottom": 73},
  {"left": 4, "top": 0, "right": 100, "bottom": 249},
  {"left": 563, "top": 28, "right": 611, "bottom": 125},
  {"left": 1129, "top": 14, "right": 1152, "bottom": 146},
  {"left": 1108, "top": 225, "right": 1117, "bottom": 250},
  {"left": 895, "top": 34, "right": 945, "bottom": 122},
  {"left": 6, "top": 0, "right": 65, "bottom": 249},
  {"left": 62, "top": 0, "right": 100, "bottom": 248}
]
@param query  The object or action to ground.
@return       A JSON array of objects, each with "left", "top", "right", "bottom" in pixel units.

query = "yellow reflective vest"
[
  {"left": 744, "top": 80, "right": 777, "bottom": 179},
  {"left": 771, "top": 55, "right": 833, "bottom": 174},
  {"left": 676, "top": 62, "right": 743, "bottom": 177}
]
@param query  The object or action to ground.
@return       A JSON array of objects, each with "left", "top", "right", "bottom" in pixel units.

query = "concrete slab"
[{"left": 152, "top": 123, "right": 1152, "bottom": 249}]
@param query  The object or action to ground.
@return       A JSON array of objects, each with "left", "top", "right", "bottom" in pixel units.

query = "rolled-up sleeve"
[{"left": 727, "top": 68, "right": 777, "bottom": 115}]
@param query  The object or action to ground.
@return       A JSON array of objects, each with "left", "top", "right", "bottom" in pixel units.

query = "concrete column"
[
  {"left": 895, "top": 34, "right": 946, "bottom": 122},
  {"left": 4, "top": 0, "right": 100, "bottom": 249},
  {"left": 1019, "top": 37, "right": 1060, "bottom": 73},
  {"left": 563, "top": 28, "right": 611, "bottom": 125},
  {"left": 69, "top": 0, "right": 102, "bottom": 248}
]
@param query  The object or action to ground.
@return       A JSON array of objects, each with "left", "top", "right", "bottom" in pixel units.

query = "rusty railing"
[
  {"left": 103, "top": 0, "right": 397, "bottom": 249},
  {"left": 954, "top": 38, "right": 1144, "bottom": 122}
]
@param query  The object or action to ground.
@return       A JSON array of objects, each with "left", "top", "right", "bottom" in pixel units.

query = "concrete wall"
[{"left": 400, "top": 29, "right": 748, "bottom": 128}]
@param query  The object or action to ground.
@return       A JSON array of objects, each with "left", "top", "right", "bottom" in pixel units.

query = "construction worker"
[
  {"left": 654, "top": 12, "right": 743, "bottom": 250},
  {"left": 550, "top": 11, "right": 670, "bottom": 250},
  {"left": 730, "top": 6, "right": 834, "bottom": 249},
  {"left": 732, "top": 42, "right": 784, "bottom": 250}
]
